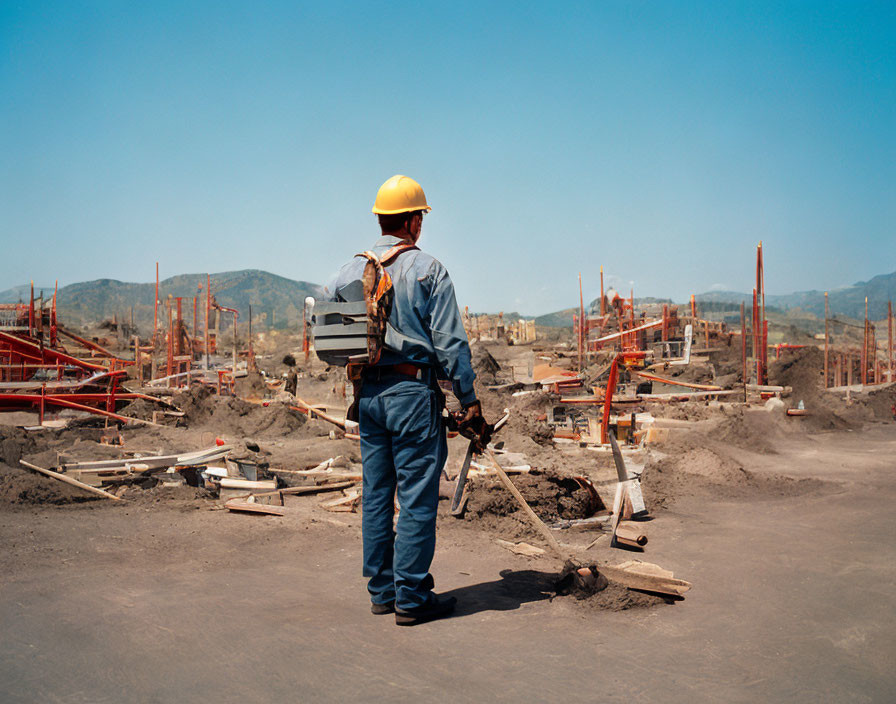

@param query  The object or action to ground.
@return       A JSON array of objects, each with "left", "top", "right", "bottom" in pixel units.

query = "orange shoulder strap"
[{"left": 379, "top": 243, "right": 418, "bottom": 265}]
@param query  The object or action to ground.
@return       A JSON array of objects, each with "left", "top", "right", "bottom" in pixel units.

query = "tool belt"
[
  {"left": 346, "top": 362, "right": 443, "bottom": 423},
  {"left": 362, "top": 362, "right": 426, "bottom": 381}
]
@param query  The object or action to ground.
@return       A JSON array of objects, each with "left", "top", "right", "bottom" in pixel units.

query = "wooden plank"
[
  {"left": 224, "top": 500, "right": 285, "bottom": 516},
  {"left": 280, "top": 481, "right": 357, "bottom": 496},
  {"left": 600, "top": 561, "right": 690, "bottom": 596},
  {"left": 320, "top": 490, "right": 360, "bottom": 512},
  {"left": 635, "top": 371, "right": 723, "bottom": 391},
  {"left": 20, "top": 460, "right": 123, "bottom": 501},
  {"left": 218, "top": 478, "right": 277, "bottom": 491}
]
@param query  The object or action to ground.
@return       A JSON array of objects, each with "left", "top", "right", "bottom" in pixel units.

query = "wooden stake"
[{"left": 20, "top": 460, "right": 123, "bottom": 500}]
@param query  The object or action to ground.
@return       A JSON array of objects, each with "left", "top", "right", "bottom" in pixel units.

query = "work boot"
[
  {"left": 394, "top": 595, "right": 457, "bottom": 626},
  {"left": 371, "top": 600, "right": 395, "bottom": 615}
]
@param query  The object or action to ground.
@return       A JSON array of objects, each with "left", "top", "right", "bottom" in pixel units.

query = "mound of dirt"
[
  {"left": 570, "top": 581, "right": 669, "bottom": 611},
  {"left": 853, "top": 384, "right": 896, "bottom": 422},
  {"left": 0, "top": 462, "right": 96, "bottom": 505},
  {"left": 471, "top": 344, "right": 501, "bottom": 385},
  {"left": 173, "top": 386, "right": 310, "bottom": 438},
  {"left": 708, "top": 407, "right": 785, "bottom": 454},
  {"left": 769, "top": 348, "right": 863, "bottom": 430},
  {"left": 234, "top": 370, "right": 269, "bottom": 399},
  {"left": 769, "top": 347, "right": 824, "bottom": 402},
  {"left": 640, "top": 433, "right": 826, "bottom": 509},
  {"left": 464, "top": 470, "right": 602, "bottom": 539},
  {"left": 118, "top": 398, "right": 158, "bottom": 421},
  {"left": 669, "top": 362, "right": 715, "bottom": 384}
]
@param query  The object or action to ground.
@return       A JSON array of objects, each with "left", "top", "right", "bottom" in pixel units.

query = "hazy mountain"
[
  {"left": 0, "top": 270, "right": 322, "bottom": 332},
  {"left": 696, "top": 270, "right": 896, "bottom": 320}
]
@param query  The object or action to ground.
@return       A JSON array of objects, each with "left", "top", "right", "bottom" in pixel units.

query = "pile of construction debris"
[{"left": 4, "top": 253, "right": 896, "bottom": 611}]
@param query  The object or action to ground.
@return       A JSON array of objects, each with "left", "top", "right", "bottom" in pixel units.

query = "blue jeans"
[{"left": 358, "top": 376, "right": 448, "bottom": 610}]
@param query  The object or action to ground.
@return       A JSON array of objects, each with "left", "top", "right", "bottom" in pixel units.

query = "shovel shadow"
[{"left": 442, "top": 569, "right": 557, "bottom": 617}]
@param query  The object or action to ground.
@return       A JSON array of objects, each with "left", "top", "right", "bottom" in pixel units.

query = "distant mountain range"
[
  {"left": 532, "top": 272, "right": 896, "bottom": 327},
  {"left": 2, "top": 268, "right": 893, "bottom": 331},
  {"left": 694, "top": 270, "right": 896, "bottom": 321},
  {"left": 0, "top": 270, "right": 322, "bottom": 332}
]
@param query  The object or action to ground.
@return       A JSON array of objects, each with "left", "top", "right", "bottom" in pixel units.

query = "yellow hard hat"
[{"left": 371, "top": 174, "right": 431, "bottom": 215}]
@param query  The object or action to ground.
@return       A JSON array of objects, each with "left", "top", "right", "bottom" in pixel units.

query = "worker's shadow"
[{"left": 442, "top": 569, "right": 556, "bottom": 617}]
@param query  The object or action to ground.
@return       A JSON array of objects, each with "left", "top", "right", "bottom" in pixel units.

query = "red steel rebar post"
[
  {"left": 578, "top": 273, "right": 585, "bottom": 370},
  {"left": 193, "top": 295, "right": 198, "bottom": 349},
  {"left": 175, "top": 297, "right": 183, "bottom": 357},
  {"left": 600, "top": 357, "right": 619, "bottom": 445},
  {"left": 740, "top": 301, "right": 747, "bottom": 400},
  {"left": 154, "top": 262, "right": 159, "bottom": 347},
  {"left": 824, "top": 292, "right": 829, "bottom": 388},
  {"left": 166, "top": 298, "right": 174, "bottom": 379},
  {"left": 29, "top": 281, "right": 34, "bottom": 337},
  {"left": 889, "top": 300, "right": 893, "bottom": 382},
  {"left": 862, "top": 297, "right": 868, "bottom": 385},
  {"left": 205, "top": 274, "right": 211, "bottom": 368}
]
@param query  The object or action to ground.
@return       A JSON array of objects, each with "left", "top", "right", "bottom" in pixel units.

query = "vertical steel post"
[
  {"left": 889, "top": 300, "right": 893, "bottom": 382},
  {"left": 862, "top": 297, "right": 868, "bottom": 386},
  {"left": 578, "top": 273, "right": 585, "bottom": 370},
  {"left": 154, "top": 262, "right": 159, "bottom": 346},
  {"left": 232, "top": 311, "right": 238, "bottom": 384},
  {"left": 600, "top": 356, "right": 619, "bottom": 445},
  {"left": 824, "top": 292, "right": 829, "bottom": 388},
  {"left": 205, "top": 274, "right": 211, "bottom": 369},
  {"left": 740, "top": 301, "right": 747, "bottom": 401}
]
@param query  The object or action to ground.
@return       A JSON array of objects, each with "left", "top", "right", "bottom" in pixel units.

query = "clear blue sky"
[{"left": 1, "top": 1, "right": 894, "bottom": 314}]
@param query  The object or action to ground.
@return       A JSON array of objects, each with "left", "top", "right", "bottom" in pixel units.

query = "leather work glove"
[{"left": 456, "top": 401, "right": 493, "bottom": 453}]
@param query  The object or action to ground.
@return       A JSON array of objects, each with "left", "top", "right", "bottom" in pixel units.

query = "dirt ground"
[{"left": 1, "top": 342, "right": 895, "bottom": 702}]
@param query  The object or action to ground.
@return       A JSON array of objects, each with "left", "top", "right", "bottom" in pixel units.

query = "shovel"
[{"left": 483, "top": 448, "right": 608, "bottom": 594}]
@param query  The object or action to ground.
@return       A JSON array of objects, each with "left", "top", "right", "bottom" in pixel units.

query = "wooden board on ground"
[
  {"left": 320, "top": 489, "right": 360, "bottom": 512},
  {"left": 600, "top": 560, "right": 691, "bottom": 596},
  {"left": 224, "top": 500, "right": 285, "bottom": 516},
  {"left": 20, "top": 460, "right": 123, "bottom": 501},
  {"left": 280, "top": 480, "right": 357, "bottom": 496},
  {"left": 496, "top": 539, "right": 545, "bottom": 557}
]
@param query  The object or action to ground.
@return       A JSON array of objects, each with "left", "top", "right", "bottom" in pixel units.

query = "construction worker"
[{"left": 324, "top": 175, "right": 483, "bottom": 626}]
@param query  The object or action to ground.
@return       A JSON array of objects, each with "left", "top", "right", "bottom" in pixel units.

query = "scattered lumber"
[
  {"left": 19, "top": 460, "right": 123, "bottom": 501},
  {"left": 59, "top": 445, "right": 233, "bottom": 473}
]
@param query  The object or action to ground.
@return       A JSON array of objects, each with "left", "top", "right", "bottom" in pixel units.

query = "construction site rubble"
[{"left": 2, "top": 247, "right": 896, "bottom": 613}]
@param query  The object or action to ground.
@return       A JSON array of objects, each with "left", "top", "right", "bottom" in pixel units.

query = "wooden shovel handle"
[{"left": 484, "top": 449, "right": 568, "bottom": 561}]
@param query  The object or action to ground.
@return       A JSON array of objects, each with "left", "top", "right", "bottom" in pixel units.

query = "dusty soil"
[{"left": 2, "top": 425, "right": 895, "bottom": 703}]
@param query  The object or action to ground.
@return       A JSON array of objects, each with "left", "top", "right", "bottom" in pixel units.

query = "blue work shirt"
[{"left": 324, "top": 235, "right": 478, "bottom": 407}]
